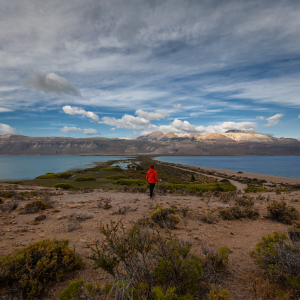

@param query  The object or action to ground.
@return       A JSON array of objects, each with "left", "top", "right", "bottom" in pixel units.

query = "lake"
[
  {"left": 0, "top": 155, "right": 130, "bottom": 181},
  {"left": 156, "top": 156, "right": 300, "bottom": 179}
]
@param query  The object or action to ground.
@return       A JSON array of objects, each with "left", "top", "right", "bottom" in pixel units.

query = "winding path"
[{"left": 155, "top": 161, "right": 247, "bottom": 193}]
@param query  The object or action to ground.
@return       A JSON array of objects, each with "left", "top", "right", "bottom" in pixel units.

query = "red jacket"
[{"left": 146, "top": 169, "right": 158, "bottom": 184}]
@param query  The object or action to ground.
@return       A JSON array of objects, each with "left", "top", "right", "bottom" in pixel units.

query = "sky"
[{"left": 0, "top": 0, "right": 300, "bottom": 139}]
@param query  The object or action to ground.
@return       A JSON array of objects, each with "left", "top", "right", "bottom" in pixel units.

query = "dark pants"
[{"left": 149, "top": 183, "right": 155, "bottom": 197}]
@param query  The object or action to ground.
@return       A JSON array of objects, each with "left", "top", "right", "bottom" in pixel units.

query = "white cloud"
[
  {"left": 0, "top": 108, "right": 13, "bottom": 112},
  {"left": 264, "top": 114, "right": 284, "bottom": 127},
  {"left": 149, "top": 119, "right": 256, "bottom": 134},
  {"left": 256, "top": 116, "right": 265, "bottom": 120},
  {"left": 135, "top": 109, "right": 168, "bottom": 120},
  {"left": 60, "top": 126, "right": 100, "bottom": 135},
  {"left": 101, "top": 115, "right": 151, "bottom": 130},
  {"left": 298, "top": 114, "right": 300, "bottom": 118},
  {"left": 0, "top": 123, "right": 17, "bottom": 135},
  {"left": 173, "top": 104, "right": 182, "bottom": 110},
  {"left": 62, "top": 105, "right": 99, "bottom": 122},
  {"left": 110, "top": 128, "right": 115, "bottom": 131},
  {"left": 24, "top": 72, "right": 81, "bottom": 97}
]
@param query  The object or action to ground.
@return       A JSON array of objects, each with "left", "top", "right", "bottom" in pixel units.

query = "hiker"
[{"left": 146, "top": 164, "right": 159, "bottom": 199}]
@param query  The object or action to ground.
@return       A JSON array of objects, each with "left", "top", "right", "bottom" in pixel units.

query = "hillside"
[{"left": 0, "top": 132, "right": 299, "bottom": 155}]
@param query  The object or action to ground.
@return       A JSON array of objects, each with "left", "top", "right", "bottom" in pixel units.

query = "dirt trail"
[{"left": 158, "top": 163, "right": 248, "bottom": 192}]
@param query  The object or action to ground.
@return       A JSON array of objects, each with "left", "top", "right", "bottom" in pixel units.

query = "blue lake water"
[
  {"left": 156, "top": 156, "right": 300, "bottom": 179},
  {"left": 0, "top": 156, "right": 130, "bottom": 181}
]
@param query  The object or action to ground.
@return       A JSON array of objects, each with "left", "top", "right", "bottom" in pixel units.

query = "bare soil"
[{"left": 1, "top": 181, "right": 300, "bottom": 299}]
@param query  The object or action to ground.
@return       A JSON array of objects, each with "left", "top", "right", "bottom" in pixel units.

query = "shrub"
[
  {"left": 267, "top": 200, "right": 300, "bottom": 224},
  {"left": 1, "top": 201, "right": 19, "bottom": 213},
  {"left": 22, "top": 200, "right": 49, "bottom": 214},
  {"left": 235, "top": 195, "right": 254, "bottom": 207},
  {"left": 59, "top": 279, "right": 141, "bottom": 300},
  {"left": 209, "top": 287, "right": 230, "bottom": 300},
  {"left": 0, "top": 192, "right": 15, "bottom": 198},
  {"left": 161, "top": 183, "right": 236, "bottom": 193},
  {"left": 74, "top": 177, "right": 96, "bottom": 181},
  {"left": 36, "top": 172, "right": 72, "bottom": 179},
  {"left": 244, "top": 186, "right": 267, "bottom": 193},
  {"left": 54, "top": 183, "right": 73, "bottom": 190},
  {"left": 150, "top": 205, "right": 181, "bottom": 229},
  {"left": 101, "top": 167, "right": 123, "bottom": 172},
  {"left": 251, "top": 232, "right": 300, "bottom": 296},
  {"left": 219, "top": 206, "right": 259, "bottom": 220},
  {"left": 0, "top": 239, "right": 83, "bottom": 300},
  {"left": 114, "top": 179, "right": 147, "bottom": 187},
  {"left": 87, "top": 221, "right": 203, "bottom": 298},
  {"left": 288, "top": 221, "right": 300, "bottom": 243},
  {"left": 105, "top": 175, "right": 129, "bottom": 180},
  {"left": 202, "top": 211, "right": 219, "bottom": 224}
]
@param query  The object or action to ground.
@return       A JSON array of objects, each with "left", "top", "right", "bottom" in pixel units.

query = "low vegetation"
[
  {"left": 160, "top": 183, "right": 236, "bottom": 193},
  {"left": 54, "top": 183, "right": 73, "bottom": 190},
  {"left": 251, "top": 232, "right": 300, "bottom": 297},
  {"left": 22, "top": 200, "right": 49, "bottom": 214},
  {"left": 114, "top": 179, "right": 148, "bottom": 186},
  {"left": 101, "top": 166, "right": 123, "bottom": 172},
  {"left": 74, "top": 176, "right": 96, "bottom": 181},
  {"left": 36, "top": 172, "right": 72, "bottom": 179},
  {"left": 267, "top": 200, "right": 300, "bottom": 224},
  {"left": 85, "top": 220, "right": 230, "bottom": 300},
  {"left": 0, "top": 239, "right": 83, "bottom": 300},
  {"left": 244, "top": 186, "right": 267, "bottom": 193},
  {"left": 219, "top": 206, "right": 259, "bottom": 220},
  {"left": 105, "top": 175, "right": 129, "bottom": 180}
]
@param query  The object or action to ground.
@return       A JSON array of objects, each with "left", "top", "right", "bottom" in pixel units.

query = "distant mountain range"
[
  {"left": 0, "top": 131, "right": 299, "bottom": 156},
  {"left": 136, "top": 130, "right": 297, "bottom": 143}
]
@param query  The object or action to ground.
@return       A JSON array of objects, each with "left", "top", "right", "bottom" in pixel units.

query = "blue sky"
[{"left": 0, "top": 0, "right": 300, "bottom": 139}]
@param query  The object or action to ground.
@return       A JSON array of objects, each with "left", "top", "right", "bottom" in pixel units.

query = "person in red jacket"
[{"left": 146, "top": 164, "right": 159, "bottom": 199}]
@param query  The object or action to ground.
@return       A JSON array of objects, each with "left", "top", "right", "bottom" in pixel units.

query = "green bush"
[
  {"left": 114, "top": 179, "right": 147, "bottom": 187},
  {"left": 36, "top": 172, "right": 72, "bottom": 179},
  {"left": 288, "top": 222, "right": 300, "bottom": 243},
  {"left": 219, "top": 206, "right": 259, "bottom": 220},
  {"left": 22, "top": 200, "right": 48, "bottom": 214},
  {"left": 105, "top": 175, "right": 129, "bottom": 180},
  {"left": 202, "top": 210, "right": 219, "bottom": 224},
  {"left": 244, "top": 186, "right": 267, "bottom": 193},
  {"left": 251, "top": 232, "right": 300, "bottom": 296},
  {"left": 150, "top": 205, "right": 181, "bottom": 229},
  {"left": 54, "top": 183, "right": 73, "bottom": 190},
  {"left": 101, "top": 167, "right": 123, "bottom": 172},
  {"left": 0, "top": 239, "right": 83, "bottom": 300},
  {"left": 161, "top": 183, "right": 236, "bottom": 193},
  {"left": 0, "top": 192, "right": 15, "bottom": 198},
  {"left": 235, "top": 196, "right": 254, "bottom": 207},
  {"left": 267, "top": 200, "right": 300, "bottom": 224},
  {"left": 87, "top": 221, "right": 203, "bottom": 298},
  {"left": 74, "top": 177, "right": 96, "bottom": 181}
]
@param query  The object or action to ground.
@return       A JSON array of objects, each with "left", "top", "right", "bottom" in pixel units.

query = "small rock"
[
  {"left": 6, "top": 229, "right": 11, "bottom": 232},
  {"left": 57, "top": 215, "right": 62, "bottom": 219},
  {"left": 39, "top": 234, "right": 44, "bottom": 238},
  {"left": 230, "top": 232, "right": 234, "bottom": 235},
  {"left": 193, "top": 236, "right": 201, "bottom": 241},
  {"left": 34, "top": 215, "right": 46, "bottom": 222},
  {"left": 80, "top": 239, "right": 87, "bottom": 243}
]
